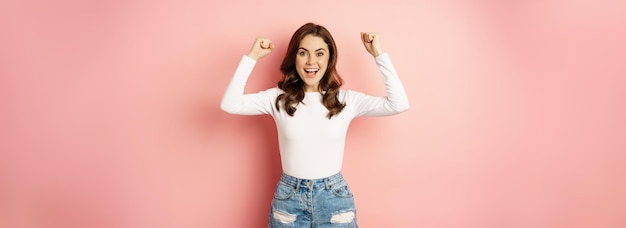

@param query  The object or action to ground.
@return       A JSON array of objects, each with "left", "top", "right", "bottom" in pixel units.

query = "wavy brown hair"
[{"left": 275, "top": 23, "right": 345, "bottom": 119}]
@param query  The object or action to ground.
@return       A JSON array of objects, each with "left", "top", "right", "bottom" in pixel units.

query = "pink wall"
[{"left": 2, "top": 0, "right": 626, "bottom": 227}]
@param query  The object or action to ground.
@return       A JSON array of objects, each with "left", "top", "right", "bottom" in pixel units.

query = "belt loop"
[
  {"left": 295, "top": 178, "right": 301, "bottom": 191},
  {"left": 324, "top": 178, "right": 330, "bottom": 190}
]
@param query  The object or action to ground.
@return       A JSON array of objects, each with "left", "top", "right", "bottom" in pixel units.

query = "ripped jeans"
[{"left": 268, "top": 172, "right": 358, "bottom": 227}]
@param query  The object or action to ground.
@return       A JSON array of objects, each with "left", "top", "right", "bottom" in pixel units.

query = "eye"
[
  {"left": 298, "top": 51, "right": 307, "bottom": 56},
  {"left": 316, "top": 52, "right": 324, "bottom": 57}
]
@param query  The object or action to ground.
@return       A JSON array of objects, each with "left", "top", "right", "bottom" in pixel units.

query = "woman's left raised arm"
[{"left": 353, "top": 32, "right": 409, "bottom": 116}]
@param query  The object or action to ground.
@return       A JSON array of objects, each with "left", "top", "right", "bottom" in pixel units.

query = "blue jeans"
[{"left": 268, "top": 172, "right": 358, "bottom": 227}]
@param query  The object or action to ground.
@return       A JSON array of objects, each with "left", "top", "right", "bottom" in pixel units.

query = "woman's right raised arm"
[{"left": 220, "top": 38, "right": 277, "bottom": 115}]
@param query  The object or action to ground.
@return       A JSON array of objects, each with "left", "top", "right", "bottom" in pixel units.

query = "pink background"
[{"left": 2, "top": 0, "right": 626, "bottom": 227}]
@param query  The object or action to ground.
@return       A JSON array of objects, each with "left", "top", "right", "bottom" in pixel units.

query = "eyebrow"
[{"left": 298, "top": 47, "right": 327, "bottom": 52}]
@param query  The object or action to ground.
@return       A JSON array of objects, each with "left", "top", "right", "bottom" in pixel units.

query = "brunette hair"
[{"left": 275, "top": 23, "right": 345, "bottom": 119}]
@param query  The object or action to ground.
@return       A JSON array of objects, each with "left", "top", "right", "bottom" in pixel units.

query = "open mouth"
[{"left": 304, "top": 68, "right": 319, "bottom": 78}]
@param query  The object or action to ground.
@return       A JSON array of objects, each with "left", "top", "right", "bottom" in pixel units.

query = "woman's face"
[{"left": 295, "top": 35, "right": 329, "bottom": 92}]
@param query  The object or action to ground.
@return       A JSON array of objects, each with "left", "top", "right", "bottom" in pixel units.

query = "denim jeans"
[{"left": 268, "top": 172, "right": 358, "bottom": 227}]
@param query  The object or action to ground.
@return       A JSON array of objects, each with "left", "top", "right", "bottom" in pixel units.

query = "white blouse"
[{"left": 221, "top": 53, "right": 409, "bottom": 179}]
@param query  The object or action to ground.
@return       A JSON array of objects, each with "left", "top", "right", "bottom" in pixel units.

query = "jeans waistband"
[{"left": 279, "top": 172, "right": 346, "bottom": 190}]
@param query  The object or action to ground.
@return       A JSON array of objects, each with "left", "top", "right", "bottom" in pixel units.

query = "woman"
[{"left": 221, "top": 22, "right": 408, "bottom": 227}]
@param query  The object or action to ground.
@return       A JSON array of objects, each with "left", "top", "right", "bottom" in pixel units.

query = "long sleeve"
[
  {"left": 349, "top": 53, "right": 410, "bottom": 117},
  {"left": 220, "top": 55, "right": 278, "bottom": 115}
]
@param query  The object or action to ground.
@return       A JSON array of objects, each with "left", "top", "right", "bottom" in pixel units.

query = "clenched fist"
[
  {"left": 247, "top": 37, "right": 274, "bottom": 61},
  {"left": 361, "top": 32, "right": 383, "bottom": 57}
]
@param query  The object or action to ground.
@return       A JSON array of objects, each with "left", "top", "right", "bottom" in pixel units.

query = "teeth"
[{"left": 305, "top": 69, "right": 318, "bottom": 73}]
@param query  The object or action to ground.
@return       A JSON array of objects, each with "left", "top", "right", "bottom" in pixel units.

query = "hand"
[
  {"left": 361, "top": 32, "right": 383, "bottom": 57},
  {"left": 247, "top": 37, "right": 274, "bottom": 61}
]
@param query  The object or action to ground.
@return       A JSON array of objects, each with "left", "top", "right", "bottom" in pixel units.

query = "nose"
[{"left": 306, "top": 55, "right": 316, "bottom": 65}]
